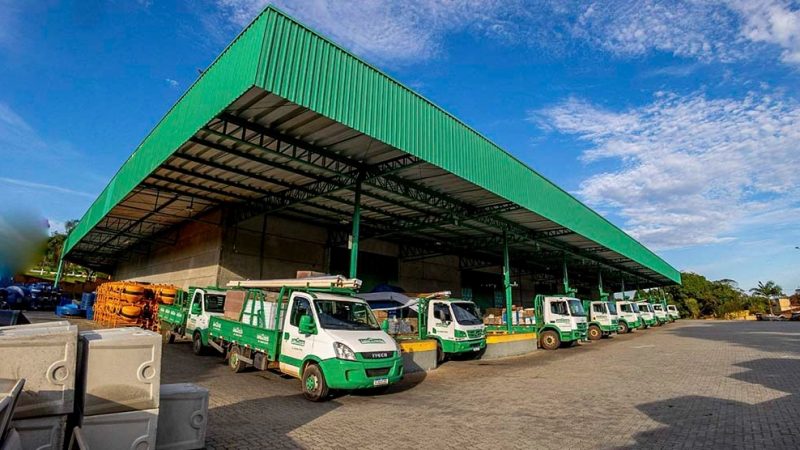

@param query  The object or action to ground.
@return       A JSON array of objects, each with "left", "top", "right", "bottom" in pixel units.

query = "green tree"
[
  {"left": 685, "top": 298, "right": 701, "bottom": 319},
  {"left": 749, "top": 281, "right": 783, "bottom": 297}
]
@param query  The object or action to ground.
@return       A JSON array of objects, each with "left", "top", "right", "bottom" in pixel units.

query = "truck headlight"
[
  {"left": 454, "top": 329, "right": 467, "bottom": 338},
  {"left": 333, "top": 342, "right": 356, "bottom": 361}
]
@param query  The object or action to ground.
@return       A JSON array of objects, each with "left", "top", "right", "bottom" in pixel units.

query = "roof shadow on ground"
[
  {"left": 667, "top": 321, "right": 800, "bottom": 355},
  {"left": 621, "top": 358, "right": 800, "bottom": 449}
]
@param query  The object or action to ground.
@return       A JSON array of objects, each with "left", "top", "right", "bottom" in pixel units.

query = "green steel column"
[
  {"left": 503, "top": 231, "right": 512, "bottom": 333},
  {"left": 53, "top": 258, "right": 64, "bottom": 289},
  {"left": 348, "top": 177, "right": 363, "bottom": 279}
]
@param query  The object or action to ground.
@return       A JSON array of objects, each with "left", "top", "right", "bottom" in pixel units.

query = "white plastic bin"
[
  {"left": 156, "top": 384, "right": 209, "bottom": 450},
  {"left": 80, "top": 408, "right": 158, "bottom": 450}
]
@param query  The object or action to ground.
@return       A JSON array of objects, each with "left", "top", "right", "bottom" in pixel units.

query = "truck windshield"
[
  {"left": 205, "top": 294, "right": 225, "bottom": 313},
  {"left": 452, "top": 302, "right": 482, "bottom": 325},
  {"left": 607, "top": 302, "right": 618, "bottom": 315},
  {"left": 314, "top": 300, "right": 380, "bottom": 331},
  {"left": 568, "top": 299, "right": 586, "bottom": 317}
]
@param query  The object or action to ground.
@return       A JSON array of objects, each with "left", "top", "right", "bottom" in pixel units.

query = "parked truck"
[
  {"left": 615, "top": 300, "right": 642, "bottom": 333},
  {"left": 158, "top": 286, "right": 227, "bottom": 355},
  {"left": 667, "top": 304, "right": 680, "bottom": 320},
  {"left": 636, "top": 301, "right": 658, "bottom": 328},
  {"left": 358, "top": 291, "right": 486, "bottom": 363},
  {"left": 583, "top": 275, "right": 620, "bottom": 340},
  {"left": 652, "top": 302, "right": 669, "bottom": 324},
  {"left": 535, "top": 294, "right": 588, "bottom": 350},
  {"left": 207, "top": 277, "right": 403, "bottom": 402}
]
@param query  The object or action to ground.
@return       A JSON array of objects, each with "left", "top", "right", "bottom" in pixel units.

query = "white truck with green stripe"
[
  {"left": 535, "top": 294, "right": 588, "bottom": 350},
  {"left": 158, "top": 286, "right": 227, "bottom": 355},
  {"left": 583, "top": 277, "right": 619, "bottom": 340},
  {"left": 207, "top": 279, "right": 402, "bottom": 402},
  {"left": 637, "top": 301, "right": 659, "bottom": 328},
  {"left": 358, "top": 291, "right": 486, "bottom": 363},
  {"left": 615, "top": 300, "right": 642, "bottom": 333}
]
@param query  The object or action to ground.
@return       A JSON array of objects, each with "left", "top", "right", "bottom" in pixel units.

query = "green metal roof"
[{"left": 64, "top": 6, "right": 680, "bottom": 285}]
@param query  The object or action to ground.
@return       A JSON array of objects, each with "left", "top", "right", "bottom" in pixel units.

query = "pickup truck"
[{"left": 158, "top": 286, "right": 227, "bottom": 355}]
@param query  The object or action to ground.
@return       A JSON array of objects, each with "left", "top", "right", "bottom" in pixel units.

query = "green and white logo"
[
  {"left": 358, "top": 337, "right": 385, "bottom": 344},
  {"left": 256, "top": 333, "right": 269, "bottom": 344},
  {"left": 290, "top": 337, "right": 306, "bottom": 346},
  {"left": 233, "top": 326, "right": 243, "bottom": 337}
]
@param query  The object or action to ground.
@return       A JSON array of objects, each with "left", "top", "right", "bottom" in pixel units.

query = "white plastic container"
[
  {"left": 78, "top": 328, "right": 161, "bottom": 416},
  {"left": 80, "top": 408, "right": 158, "bottom": 450},
  {"left": 240, "top": 299, "right": 284, "bottom": 329},
  {"left": 156, "top": 384, "right": 209, "bottom": 450},
  {"left": 0, "top": 324, "right": 77, "bottom": 418},
  {"left": 11, "top": 414, "right": 67, "bottom": 450}
]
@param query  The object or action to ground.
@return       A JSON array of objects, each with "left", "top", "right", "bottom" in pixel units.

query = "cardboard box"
[
  {"left": 223, "top": 290, "right": 246, "bottom": 321},
  {"left": 296, "top": 271, "right": 327, "bottom": 279}
]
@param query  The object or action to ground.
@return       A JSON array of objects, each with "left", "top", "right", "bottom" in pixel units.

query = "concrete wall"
[{"left": 115, "top": 212, "right": 223, "bottom": 289}]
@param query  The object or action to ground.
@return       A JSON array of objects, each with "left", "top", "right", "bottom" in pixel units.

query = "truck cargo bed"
[{"left": 208, "top": 316, "right": 280, "bottom": 358}]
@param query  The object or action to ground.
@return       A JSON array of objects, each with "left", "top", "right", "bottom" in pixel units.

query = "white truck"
[
  {"left": 208, "top": 278, "right": 403, "bottom": 401},
  {"left": 535, "top": 294, "right": 588, "bottom": 350},
  {"left": 636, "top": 301, "right": 658, "bottom": 328},
  {"left": 615, "top": 300, "right": 642, "bottom": 333},
  {"left": 667, "top": 304, "right": 680, "bottom": 320},
  {"left": 652, "top": 302, "right": 669, "bottom": 324},
  {"left": 358, "top": 291, "right": 486, "bottom": 363},
  {"left": 158, "top": 286, "right": 227, "bottom": 355}
]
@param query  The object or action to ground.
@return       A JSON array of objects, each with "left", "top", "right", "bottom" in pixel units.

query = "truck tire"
[
  {"left": 618, "top": 321, "right": 630, "bottom": 334},
  {"left": 539, "top": 330, "right": 560, "bottom": 350},
  {"left": 436, "top": 341, "right": 447, "bottom": 364},
  {"left": 192, "top": 332, "right": 205, "bottom": 356},
  {"left": 587, "top": 325, "right": 602, "bottom": 341},
  {"left": 302, "top": 364, "right": 329, "bottom": 402},
  {"left": 228, "top": 345, "right": 246, "bottom": 373},
  {"left": 160, "top": 322, "right": 175, "bottom": 344}
]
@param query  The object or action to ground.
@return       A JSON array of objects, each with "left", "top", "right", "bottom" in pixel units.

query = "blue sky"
[{"left": 1, "top": 0, "right": 798, "bottom": 292}]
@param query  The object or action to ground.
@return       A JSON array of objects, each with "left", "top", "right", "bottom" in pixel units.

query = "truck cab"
[
  {"left": 615, "top": 301, "right": 641, "bottom": 333},
  {"left": 535, "top": 295, "right": 587, "bottom": 350},
  {"left": 583, "top": 300, "right": 619, "bottom": 340},
  {"left": 667, "top": 305, "right": 680, "bottom": 320},
  {"left": 651, "top": 302, "right": 669, "bottom": 324},
  {"left": 637, "top": 302, "right": 658, "bottom": 328},
  {"left": 424, "top": 298, "right": 485, "bottom": 362},
  {"left": 159, "top": 287, "right": 226, "bottom": 354}
]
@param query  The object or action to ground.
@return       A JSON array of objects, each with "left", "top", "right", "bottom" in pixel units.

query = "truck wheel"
[
  {"left": 587, "top": 325, "right": 602, "bottom": 341},
  {"left": 618, "top": 322, "right": 629, "bottom": 334},
  {"left": 302, "top": 364, "right": 329, "bottom": 402},
  {"left": 228, "top": 346, "right": 246, "bottom": 373},
  {"left": 192, "top": 332, "right": 205, "bottom": 356},
  {"left": 160, "top": 323, "right": 175, "bottom": 344},
  {"left": 436, "top": 341, "right": 447, "bottom": 364},
  {"left": 539, "top": 330, "right": 560, "bottom": 350}
]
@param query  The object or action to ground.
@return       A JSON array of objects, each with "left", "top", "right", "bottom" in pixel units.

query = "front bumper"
[
  {"left": 442, "top": 338, "right": 486, "bottom": 354},
  {"left": 318, "top": 356, "right": 404, "bottom": 390}
]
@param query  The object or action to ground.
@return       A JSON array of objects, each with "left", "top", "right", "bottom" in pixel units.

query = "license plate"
[
  {"left": 373, "top": 378, "right": 389, "bottom": 386},
  {"left": 472, "top": 346, "right": 480, "bottom": 352}
]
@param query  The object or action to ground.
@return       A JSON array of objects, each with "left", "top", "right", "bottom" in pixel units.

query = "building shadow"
[
  {"left": 622, "top": 358, "right": 800, "bottom": 449},
  {"left": 668, "top": 321, "right": 800, "bottom": 355}
]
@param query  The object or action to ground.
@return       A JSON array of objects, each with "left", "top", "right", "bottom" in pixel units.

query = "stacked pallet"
[{"left": 92, "top": 282, "right": 178, "bottom": 332}]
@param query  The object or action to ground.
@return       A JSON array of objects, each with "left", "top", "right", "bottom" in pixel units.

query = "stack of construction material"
[
  {"left": 0, "top": 321, "right": 77, "bottom": 449},
  {"left": 482, "top": 307, "right": 536, "bottom": 326},
  {"left": 92, "top": 282, "right": 179, "bottom": 332}
]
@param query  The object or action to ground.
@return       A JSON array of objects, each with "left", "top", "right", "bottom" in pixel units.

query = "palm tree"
[{"left": 750, "top": 281, "right": 784, "bottom": 315}]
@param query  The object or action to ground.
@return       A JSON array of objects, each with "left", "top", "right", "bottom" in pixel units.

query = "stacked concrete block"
[
  {"left": 156, "top": 384, "right": 209, "bottom": 450},
  {"left": 10, "top": 414, "right": 67, "bottom": 450},
  {"left": 77, "top": 328, "right": 162, "bottom": 450},
  {"left": 0, "top": 322, "right": 77, "bottom": 418}
]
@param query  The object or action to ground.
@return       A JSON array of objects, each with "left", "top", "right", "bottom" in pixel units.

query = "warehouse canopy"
[{"left": 63, "top": 6, "right": 680, "bottom": 288}]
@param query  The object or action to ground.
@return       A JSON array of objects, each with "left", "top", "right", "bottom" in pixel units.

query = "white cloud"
[
  {"left": 165, "top": 78, "right": 179, "bottom": 88},
  {"left": 0, "top": 177, "right": 95, "bottom": 199},
  {"left": 210, "top": 0, "right": 800, "bottom": 66},
  {"left": 534, "top": 91, "right": 800, "bottom": 249},
  {"left": 212, "top": 0, "right": 525, "bottom": 63}
]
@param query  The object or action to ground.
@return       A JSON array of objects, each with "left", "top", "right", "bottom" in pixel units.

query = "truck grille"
[
  {"left": 365, "top": 367, "right": 390, "bottom": 377},
  {"left": 467, "top": 329, "right": 484, "bottom": 338},
  {"left": 360, "top": 351, "right": 395, "bottom": 360}
]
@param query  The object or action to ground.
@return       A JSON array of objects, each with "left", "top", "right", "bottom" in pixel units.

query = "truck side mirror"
[
  {"left": 190, "top": 303, "right": 201, "bottom": 314},
  {"left": 299, "top": 314, "right": 316, "bottom": 335},
  {"left": 381, "top": 319, "right": 389, "bottom": 332}
]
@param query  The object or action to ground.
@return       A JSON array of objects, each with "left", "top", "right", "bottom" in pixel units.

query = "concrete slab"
[
  {"left": 481, "top": 333, "right": 538, "bottom": 359},
  {"left": 0, "top": 324, "right": 77, "bottom": 417},
  {"left": 80, "top": 408, "right": 158, "bottom": 450},
  {"left": 12, "top": 414, "right": 67, "bottom": 450},
  {"left": 399, "top": 340, "right": 437, "bottom": 373},
  {"left": 78, "top": 328, "right": 161, "bottom": 416},
  {"left": 156, "top": 383, "right": 208, "bottom": 450}
]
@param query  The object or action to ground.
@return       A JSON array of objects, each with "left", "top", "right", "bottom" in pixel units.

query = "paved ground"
[
  {"left": 24, "top": 314, "right": 800, "bottom": 449},
  {"left": 155, "top": 320, "right": 800, "bottom": 449}
]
